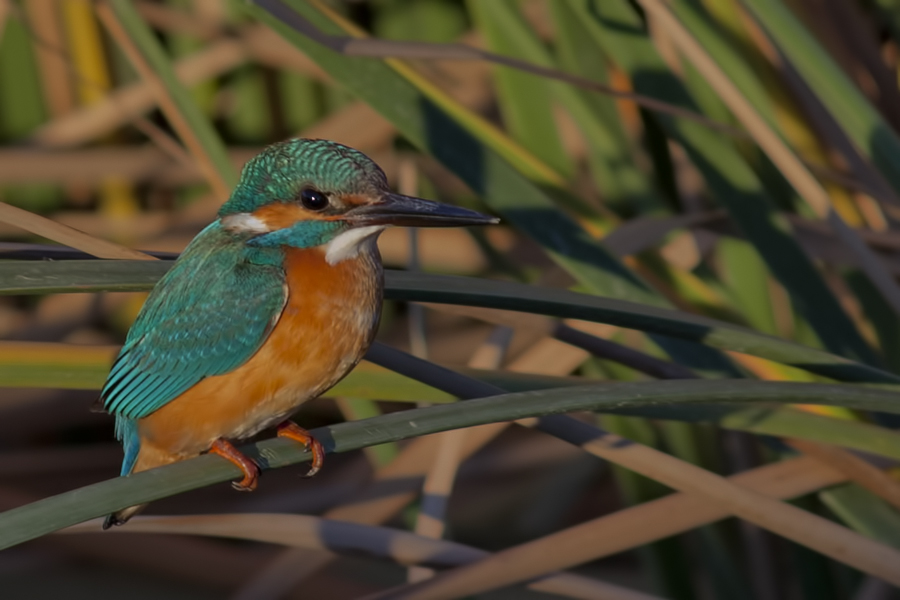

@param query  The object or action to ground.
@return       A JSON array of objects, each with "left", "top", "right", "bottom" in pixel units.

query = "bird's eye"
[{"left": 299, "top": 188, "right": 329, "bottom": 211}]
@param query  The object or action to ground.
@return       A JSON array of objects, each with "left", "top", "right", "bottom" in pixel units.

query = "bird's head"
[{"left": 218, "top": 139, "right": 497, "bottom": 264}]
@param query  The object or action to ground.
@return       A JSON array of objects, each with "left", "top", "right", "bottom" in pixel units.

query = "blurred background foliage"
[{"left": 1, "top": 0, "right": 900, "bottom": 598}]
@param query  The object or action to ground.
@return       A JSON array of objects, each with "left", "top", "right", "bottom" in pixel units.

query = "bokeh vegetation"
[{"left": 1, "top": 0, "right": 900, "bottom": 598}]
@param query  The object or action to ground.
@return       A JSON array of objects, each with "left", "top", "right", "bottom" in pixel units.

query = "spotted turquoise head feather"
[{"left": 220, "top": 139, "right": 389, "bottom": 216}]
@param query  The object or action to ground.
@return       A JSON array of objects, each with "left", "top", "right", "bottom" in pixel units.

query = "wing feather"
[{"left": 101, "top": 224, "right": 288, "bottom": 420}]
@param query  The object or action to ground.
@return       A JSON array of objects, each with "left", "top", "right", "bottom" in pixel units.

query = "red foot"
[
  {"left": 209, "top": 438, "right": 260, "bottom": 492},
  {"left": 277, "top": 421, "right": 325, "bottom": 477}
]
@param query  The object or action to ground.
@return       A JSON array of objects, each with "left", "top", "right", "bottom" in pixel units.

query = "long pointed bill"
[{"left": 346, "top": 193, "right": 498, "bottom": 228}]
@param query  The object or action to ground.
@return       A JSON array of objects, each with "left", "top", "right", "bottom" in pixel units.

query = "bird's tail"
[
  {"left": 104, "top": 417, "right": 178, "bottom": 529},
  {"left": 103, "top": 504, "right": 147, "bottom": 529}
]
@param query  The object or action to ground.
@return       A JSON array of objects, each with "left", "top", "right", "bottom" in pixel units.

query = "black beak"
[{"left": 346, "top": 194, "right": 499, "bottom": 228}]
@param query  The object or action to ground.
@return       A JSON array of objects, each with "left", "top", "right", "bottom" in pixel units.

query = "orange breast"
[{"left": 136, "top": 246, "right": 382, "bottom": 465}]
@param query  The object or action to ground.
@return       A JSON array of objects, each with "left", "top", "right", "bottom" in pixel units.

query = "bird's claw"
[
  {"left": 276, "top": 421, "right": 325, "bottom": 477},
  {"left": 210, "top": 438, "right": 260, "bottom": 492},
  {"left": 230, "top": 478, "right": 257, "bottom": 492}
]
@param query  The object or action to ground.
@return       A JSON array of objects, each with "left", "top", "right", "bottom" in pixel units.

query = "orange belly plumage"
[{"left": 132, "top": 246, "right": 382, "bottom": 473}]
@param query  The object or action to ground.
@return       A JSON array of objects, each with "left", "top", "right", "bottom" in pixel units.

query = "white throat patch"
[
  {"left": 221, "top": 213, "right": 270, "bottom": 234},
  {"left": 325, "top": 225, "right": 385, "bottom": 265}
]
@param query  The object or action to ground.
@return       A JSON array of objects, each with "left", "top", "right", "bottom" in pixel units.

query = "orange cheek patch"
[
  {"left": 252, "top": 203, "right": 308, "bottom": 230},
  {"left": 250, "top": 202, "right": 341, "bottom": 231},
  {"left": 251, "top": 203, "right": 345, "bottom": 229}
]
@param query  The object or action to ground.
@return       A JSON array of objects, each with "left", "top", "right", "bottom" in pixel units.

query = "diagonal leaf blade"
[
  {"left": 1, "top": 378, "right": 900, "bottom": 550},
  {"left": 0, "top": 260, "right": 895, "bottom": 383}
]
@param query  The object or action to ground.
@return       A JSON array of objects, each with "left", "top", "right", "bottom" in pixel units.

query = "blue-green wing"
[{"left": 101, "top": 224, "right": 287, "bottom": 420}]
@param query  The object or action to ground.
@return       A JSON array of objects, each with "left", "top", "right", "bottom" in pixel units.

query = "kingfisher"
[{"left": 98, "top": 138, "right": 496, "bottom": 528}]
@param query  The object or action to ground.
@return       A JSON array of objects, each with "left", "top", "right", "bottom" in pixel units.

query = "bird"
[{"left": 98, "top": 138, "right": 497, "bottom": 528}]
